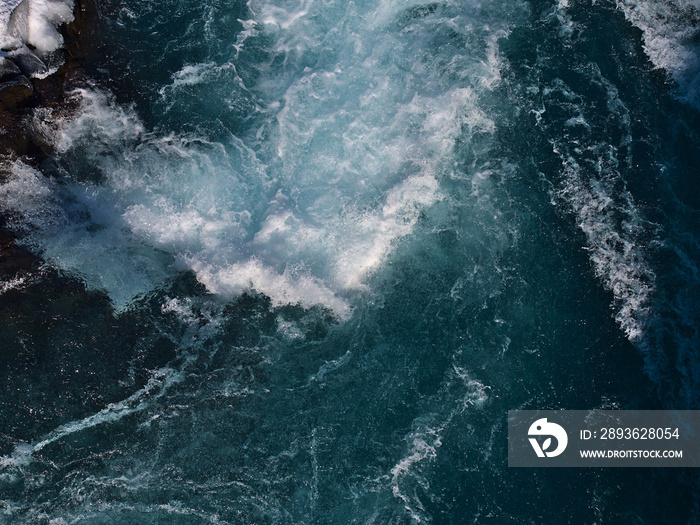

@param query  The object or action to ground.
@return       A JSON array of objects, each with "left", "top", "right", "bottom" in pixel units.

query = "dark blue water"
[{"left": 1, "top": 0, "right": 699, "bottom": 522}]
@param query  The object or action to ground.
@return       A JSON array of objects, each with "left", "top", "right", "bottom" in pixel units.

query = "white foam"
[
  {"left": 617, "top": 0, "right": 700, "bottom": 103},
  {"left": 389, "top": 366, "right": 488, "bottom": 522},
  {"left": 0, "top": 274, "right": 31, "bottom": 294},
  {"left": 232, "top": 18, "right": 259, "bottom": 58},
  {"left": 190, "top": 258, "right": 353, "bottom": 318},
  {"left": 332, "top": 174, "right": 441, "bottom": 290},
  {"left": 0, "top": 159, "right": 68, "bottom": 235},
  {"left": 0, "top": 442, "right": 33, "bottom": 469},
  {"left": 534, "top": 69, "right": 657, "bottom": 345},
  {"left": 52, "top": 88, "right": 145, "bottom": 151},
  {"left": 1, "top": 0, "right": 520, "bottom": 316},
  {"left": 161, "top": 297, "right": 198, "bottom": 323},
  {"left": 158, "top": 61, "right": 247, "bottom": 103},
  {"left": 551, "top": 143, "right": 655, "bottom": 342},
  {"left": 0, "top": 367, "right": 181, "bottom": 478},
  {"left": 0, "top": 158, "right": 176, "bottom": 310}
]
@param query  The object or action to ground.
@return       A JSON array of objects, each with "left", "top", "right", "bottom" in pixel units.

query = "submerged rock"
[
  {"left": 41, "top": 48, "right": 65, "bottom": 74},
  {"left": 0, "top": 55, "right": 20, "bottom": 80},
  {"left": 0, "top": 0, "right": 93, "bottom": 145},
  {"left": 0, "top": 72, "right": 31, "bottom": 107},
  {"left": 6, "top": 44, "right": 48, "bottom": 78}
]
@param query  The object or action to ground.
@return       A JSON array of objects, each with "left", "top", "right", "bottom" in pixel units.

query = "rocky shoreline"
[
  {"left": 0, "top": 0, "right": 96, "bottom": 281},
  {"left": 0, "top": 2, "right": 182, "bottom": 456},
  {"left": 0, "top": 0, "right": 95, "bottom": 158}
]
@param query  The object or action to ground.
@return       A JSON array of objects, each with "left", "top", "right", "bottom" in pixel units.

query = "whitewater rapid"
[
  {"left": 1, "top": 0, "right": 517, "bottom": 318},
  {"left": 1, "top": 0, "right": 700, "bottom": 523}
]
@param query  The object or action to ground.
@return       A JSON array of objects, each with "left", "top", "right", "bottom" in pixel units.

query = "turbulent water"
[{"left": 1, "top": 0, "right": 699, "bottom": 522}]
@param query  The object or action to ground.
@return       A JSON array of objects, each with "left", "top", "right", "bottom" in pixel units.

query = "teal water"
[{"left": 1, "top": 0, "right": 699, "bottom": 522}]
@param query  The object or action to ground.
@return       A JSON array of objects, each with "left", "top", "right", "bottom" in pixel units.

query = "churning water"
[{"left": 1, "top": 0, "right": 699, "bottom": 522}]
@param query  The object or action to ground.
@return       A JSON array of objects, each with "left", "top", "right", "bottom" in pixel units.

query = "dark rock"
[
  {"left": 0, "top": 0, "right": 96, "bottom": 165},
  {"left": 0, "top": 0, "right": 99, "bottom": 332},
  {"left": 0, "top": 56, "right": 21, "bottom": 81},
  {"left": 63, "top": 0, "right": 98, "bottom": 63},
  {"left": 0, "top": 74, "right": 33, "bottom": 108},
  {"left": 42, "top": 50, "right": 66, "bottom": 74},
  {"left": 8, "top": 46, "right": 48, "bottom": 79}
]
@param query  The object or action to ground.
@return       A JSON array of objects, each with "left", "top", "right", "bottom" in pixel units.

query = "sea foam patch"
[
  {"left": 617, "top": 0, "right": 700, "bottom": 103},
  {"left": 1, "top": 0, "right": 515, "bottom": 316}
]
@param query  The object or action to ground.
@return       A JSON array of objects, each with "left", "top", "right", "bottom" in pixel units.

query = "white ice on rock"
[{"left": 0, "top": 0, "right": 74, "bottom": 55}]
